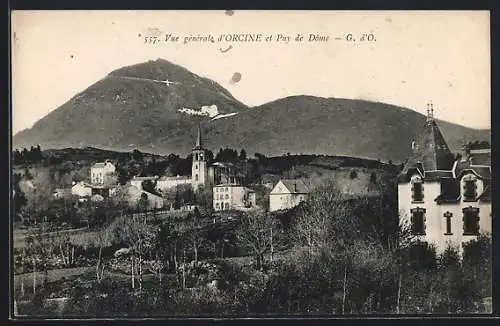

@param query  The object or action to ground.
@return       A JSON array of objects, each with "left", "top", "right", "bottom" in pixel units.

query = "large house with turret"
[{"left": 398, "top": 104, "right": 491, "bottom": 254}]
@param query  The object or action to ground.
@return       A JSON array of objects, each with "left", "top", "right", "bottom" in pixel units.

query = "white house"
[
  {"left": 213, "top": 184, "right": 256, "bottom": 211},
  {"left": 269, "top": 179, "right": 311, "bottom": 212},
  {"left": 125, "top": 185, "right": 164, "bottom": 210},
  {"left": 71, "top": 181, "right": 93, "bottom": 198},
  {"left": 91, "top": 160, "right": 116, "bottom": 186},
  {"left": 156, "top": 175, "right": 192, "bottom": 192},
  {"left": 398, "top": 105, "right": 491, "bottom": 254}
]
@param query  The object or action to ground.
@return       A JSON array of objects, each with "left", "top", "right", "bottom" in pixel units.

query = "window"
[
  {"left": 195, "top": 164, "right": 198, "bottom": 170},
  {"left": 410, "top": 207, "right": 426, "bottom": 235},
  {"left": 225, "top": 202, "right": 230, "bottom": 210},
  {"left": 195, "top": 154, "right": 199, "bottom": 161},
  {"left": 225, "top": 194, "right": 229, "bottom": 200},
  {"left": 463, "top": 206, "right": 480, "bottom": 235},
  {"left": 444, "top": 211, "right": 453, "bottom": 235},
  {"left": 411, "top": 176, "right": 424, "bottom": 203},
  {"left": 215, "top": 203, "right": 220, "bottom": 210},
  {"left": 463, "top": 176, "right": 477, "bottom": 202},
  {"left": 225, "top": 187, "right": 228, "bottom": 192},
  {"left": 195, "top": 174, "right": 198, "bottom": 181}
]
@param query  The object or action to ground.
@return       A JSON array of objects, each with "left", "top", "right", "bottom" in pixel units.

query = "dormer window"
[
  {"left": 463, "top": 175, "right": 477, "bottom": 202},
  {"left": 411, "top": 175, "right": 424, "bottom": 203},
  {"left": 410, "top": 207, "right": 426, "bottom": 235}
]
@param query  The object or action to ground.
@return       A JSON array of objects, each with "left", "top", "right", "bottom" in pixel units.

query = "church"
[{"left": 397, "top": 104, "right": 491, "bottom": 254}]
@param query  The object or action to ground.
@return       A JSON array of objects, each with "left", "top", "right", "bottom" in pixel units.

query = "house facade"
[
  {"left": 156, "top": 175, "right": 192, "bottom": 192},
  {"left": 213, "top": 184, "right": 256, "bottom": 211},
  {"left": 269, "top": 179, "right": 311, "bottom": 212},
  {"left": 398, "top": 105, "right": 491, "bottom": 254},
  {"left": 91, "top": 160, "right": 116, "bottom": 186}
]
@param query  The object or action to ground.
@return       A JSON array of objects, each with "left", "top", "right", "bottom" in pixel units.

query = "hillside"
[
  {"left": 13, "top": 59, "right": 490, "bottom": 163},
  {"left": 206, "top": 96, "right": 490, "bottom": 163}
]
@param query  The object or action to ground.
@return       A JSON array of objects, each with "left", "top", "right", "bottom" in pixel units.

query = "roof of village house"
[
  {"left": 210, "top": 161, "right": 235, "bottom": 168},
  {"left": 92, "top": 160, "right": 114, "bottom": 168},
  {"left": 399, "top": 105, "right": 455, "bottom": 182},
  {"left": 73, "top": 181, "right": 92, "bottom": 188},
  {"left": 132, "top": 175, "right": 159, "bottom": 181},
  {"left": 274, "top": 179, "right": 311, "bottom": 194},
  {"left": 54, "top": 188, "right": 72, "bottom": 194},
  {"left": 158, "top": 175, "right": 191, "bottom": 181}
]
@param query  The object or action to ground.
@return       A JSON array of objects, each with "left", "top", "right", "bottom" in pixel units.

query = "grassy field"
[{"left": 13, "top": 227, "right": 108, "bottom": 250}]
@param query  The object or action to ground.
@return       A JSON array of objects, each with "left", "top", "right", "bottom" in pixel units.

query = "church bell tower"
[{"left": 192, "top": 124, "right": 208, "bottom": 190}]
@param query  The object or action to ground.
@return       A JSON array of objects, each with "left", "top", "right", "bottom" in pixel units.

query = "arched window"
[
  {"left": 225, "top": 194, "right": 229, "bottom": 200},
  {"left": 411, "top": 175, "right": 424, "bottom": 203},
  {"left": 225, "top": 202, "right": 230, "bottom": 210},
  {"left": 194, "top": 164, "right": 198, "bottom": 170},
  {"left": 195, "top": 174, "right": 198, "bottom": 181}
]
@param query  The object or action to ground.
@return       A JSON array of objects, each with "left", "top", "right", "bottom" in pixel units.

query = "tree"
[
  {"left": 184, "top": 212, "right": 203, "bottom": 262},
  {"left": 239, "top": 149, "right": 247, "bottom": 161},
  {"left": 113, "top": 213, "right": 158, "bottom": 291},
  {"left": 132, "top": 149, "right": 144, "bottom": 162},
  {"left": 236, "top": 209, "right": 276, "bottom": 271},
  {"left": 349, "top": 169, "right": 358, "bottom": 179},
  {"left": 293, "top": 184, "right": 355, "bottom": 253},
  {"left": 141, "top": 179, "right": 158, "bottom": 195}
]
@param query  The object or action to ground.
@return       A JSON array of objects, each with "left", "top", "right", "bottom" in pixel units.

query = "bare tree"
[
  {"left": 293, "top": 184, "right": 353, "bottom": 253},
  {"left": 236, "top": 209, "right": 276, "bottom": 271},
  {"left": 114, "top": 211, "right": 157, "bottom": 291}
]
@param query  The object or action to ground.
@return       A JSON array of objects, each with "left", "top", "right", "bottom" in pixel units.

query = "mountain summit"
[{"left": 13, "top": 59, "right": 490, "bottom": 163}]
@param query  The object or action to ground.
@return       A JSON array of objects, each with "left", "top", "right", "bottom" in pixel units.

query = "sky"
[{"left": 11, "top": 10, "right": 491, "bottom": 134}]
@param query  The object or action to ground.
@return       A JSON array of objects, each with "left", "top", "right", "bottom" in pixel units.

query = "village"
[{"left": 11, "top": 104, "right": 492, "bottom": 316}]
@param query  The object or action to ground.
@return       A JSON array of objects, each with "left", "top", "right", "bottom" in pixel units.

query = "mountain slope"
[
  {"left": 14, "top": 59, "right": 247, "bottom": 151},
  {"left": 205, "top": 96, "right": 490, "bottom": 162},
  {"left": 13, "top": 60, "right": 490, "bottom": 163}
]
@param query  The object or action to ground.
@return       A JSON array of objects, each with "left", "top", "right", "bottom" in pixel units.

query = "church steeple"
[
  {"left": 194, "top": 123, "right": 203, "bottom": 150},
  {"left": 192, "top": 123, "right": 207, "bottom": 189}
]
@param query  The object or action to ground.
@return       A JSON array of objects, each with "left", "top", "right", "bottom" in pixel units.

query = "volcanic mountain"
[{"left": 13, "top": 59, "right": 490, "bottom": 163}]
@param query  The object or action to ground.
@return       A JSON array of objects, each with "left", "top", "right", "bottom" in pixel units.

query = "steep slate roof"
[
  {"left": 469, "top": 152, "right": 491, "bottom": 166},
  {"left": 399, "top": 116, "right": 455, "bottom": 183},
  {"left": 279, "top": 179, "right": 311, "bottom": 194}
]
